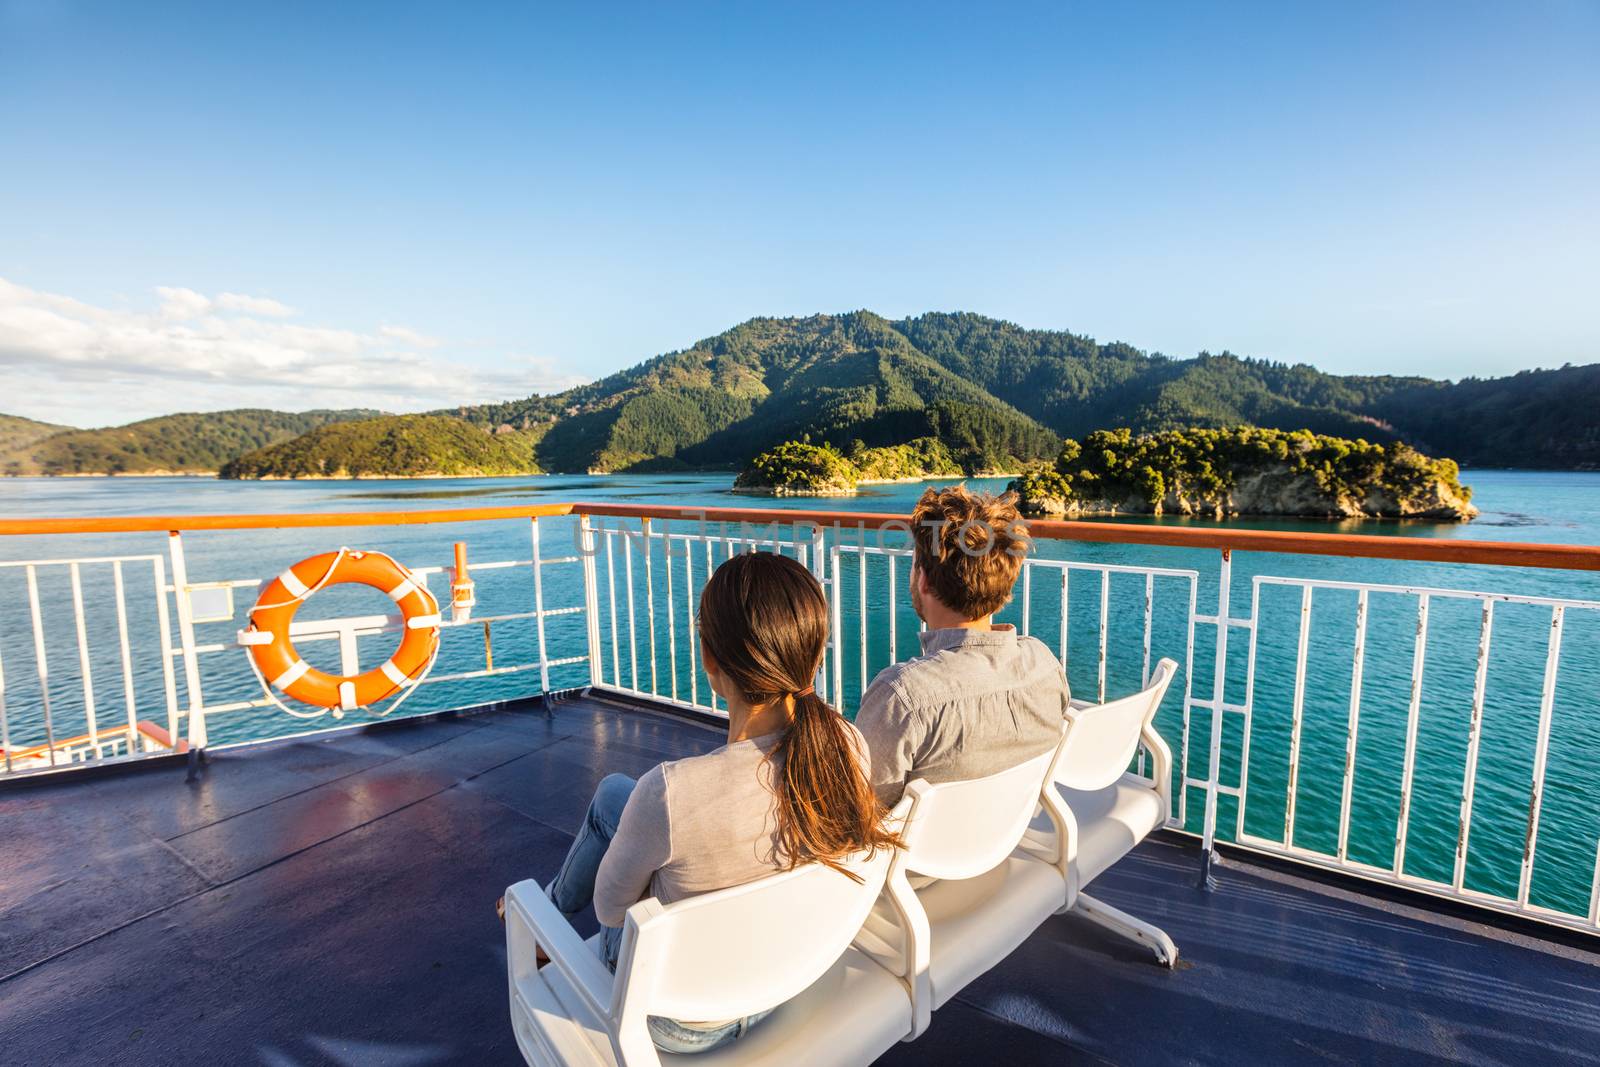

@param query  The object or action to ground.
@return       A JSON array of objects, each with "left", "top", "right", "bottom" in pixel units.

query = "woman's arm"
[{"left": 593, "top": 765, "right": 672, "bottom": 928}]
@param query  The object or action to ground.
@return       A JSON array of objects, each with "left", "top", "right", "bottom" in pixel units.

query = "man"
[{"left": 856, "top": 485, "right": 1070, "bottom": 807}]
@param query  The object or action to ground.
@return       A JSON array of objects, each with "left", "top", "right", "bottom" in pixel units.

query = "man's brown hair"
[{"left": 909, "top": 485, "right": 1032, "bottom": 620}]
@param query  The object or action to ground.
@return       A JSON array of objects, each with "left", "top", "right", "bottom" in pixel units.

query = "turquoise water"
[{"left": 2, "top": 471, "right": 1598, "bottom": 921}]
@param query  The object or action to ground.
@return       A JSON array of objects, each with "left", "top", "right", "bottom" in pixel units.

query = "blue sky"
[{"left": 1, "top": 0, "right": 1596, "bottom": 426}]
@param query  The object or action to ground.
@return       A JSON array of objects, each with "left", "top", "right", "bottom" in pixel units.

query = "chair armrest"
[
  {"left": 865, "top": 791, "right": 932, "bottom": 1039},
  {"left": 504, "top": 878, "right": 616, "bottom": 1023},
  {"left": 1141, "top": 723, "right": 1174, "bottom": 824}
]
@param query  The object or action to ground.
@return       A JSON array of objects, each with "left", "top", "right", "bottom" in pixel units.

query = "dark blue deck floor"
[{"left": 2, "top": 694, "right": 1597, "bottom": 1066}]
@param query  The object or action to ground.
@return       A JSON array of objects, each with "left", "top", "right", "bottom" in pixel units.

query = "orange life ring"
[{"left": 244, "top": 549, "right": 440, "bottom": 710}]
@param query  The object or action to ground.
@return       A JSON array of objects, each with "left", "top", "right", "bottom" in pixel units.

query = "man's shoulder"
[{"left": 1016, "top": 632, "right": 1066, "bottom": 670}]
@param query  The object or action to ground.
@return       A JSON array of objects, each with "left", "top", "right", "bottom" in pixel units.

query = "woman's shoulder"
[{"left": 657, "top": 736, "right": 772, "bottom": 799}]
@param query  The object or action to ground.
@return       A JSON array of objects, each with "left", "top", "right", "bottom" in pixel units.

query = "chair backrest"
[
  {"left": 897, "top": 732, "right": 1066, "bottom": 882},
  {"left": 1053, "top": 658, "right": 1177, "bottom": 792},
  {"left": 613, "top": 842, "right": 897, "bottom": 1028}
]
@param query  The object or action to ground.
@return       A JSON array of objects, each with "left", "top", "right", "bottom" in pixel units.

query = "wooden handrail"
[{"left": 0, "top": 499, "right": 1597, "bottom": 572}]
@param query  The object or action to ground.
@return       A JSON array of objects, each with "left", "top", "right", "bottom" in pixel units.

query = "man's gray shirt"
[{"left": 855, "top": 625, "right": 1071, "bottom": 807}]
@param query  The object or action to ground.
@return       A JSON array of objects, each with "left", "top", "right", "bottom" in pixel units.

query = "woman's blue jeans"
[{"left": 545, "top": 772, "right": 771, "bottom": 1055}]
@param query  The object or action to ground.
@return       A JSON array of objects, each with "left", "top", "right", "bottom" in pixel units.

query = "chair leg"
[{"left": 1071, "top": 892, "right": 1178, "bottom": 968}]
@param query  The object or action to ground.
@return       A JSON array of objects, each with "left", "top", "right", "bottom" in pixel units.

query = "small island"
[
  {"left": 1007, "top": 427, "right": 1476, "bottom": 521},
  {"left": 733, "top": 437, "right": 964, "bottom": 496}
]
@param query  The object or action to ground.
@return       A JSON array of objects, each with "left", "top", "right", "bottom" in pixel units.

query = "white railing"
[{"left": 2, "top": 503, "right": 1598, "bottom": 939}]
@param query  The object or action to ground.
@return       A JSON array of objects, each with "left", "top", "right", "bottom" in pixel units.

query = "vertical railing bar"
[
  {"left": 705, "top": 536, "right": 717, "bottom": 711},
  {"left": 166, "top": 532, "right": 207, "bottom": 756},
  {"left": 69, "top": 562, "right": 100, "bottom": 753},
  {"left": 810, "top": 524, "right": 828, "bottom": 702},
  {"left": 1234, "top": 580, "right": 1261, "bottom": 840},
  {"left": 859, "top": 546, "right": 868, "bottom": 699},
  {"left": 605, "top": 530, "right": 620, "bottom": 688},
  {"left": 529, "top": 518, "right": 551, "bottom": 695},
  {"left": 153, "top": 556, "right": 179, "bottom": 743},
  {"left": 664, "top": 525, "right": 677, "bottom": 703},
  {"left": 1021, "top": 562, "right": 1031, "bottom": 637},
  {"left": 1284, "top": 585, "right": 1313, "bottom": 847},
  {"left": 1142, "top": 572, "right": 1154, "bottom": 685},
  {"left": 1517, "top": 604, "right": 1564, "bottom": 908},
  {"left": 1199, "top": 549, "right": 1231, "bottom": 887},
  {"left": 887, "top": 554, "right": 897, "bottom": 665},
  {"left": 1336, "top": 588, "right": 1369, "bottom": 863},
  {"left": 1097, "top": 569, "right": 1109, "bottom": 703},
  {"left": 0, "top": 629, "right": 11, "bottom": 774},
  {"left": 1590, "top": 842, "right": 1600, "bottom": 928},
  {"left": 1058, "top": 568, "right": 1069, "bottom": 666},
  {"left": 112, "top": 560, "right": 138, "bottom": 741},
  {"left": 830, "top": 544, "right": 844, "bottom": 708},
  {"left": 1138, "top": 571, "right": 1154, "bottom": 777},
  {"left": 643, "top": 519, "right": 657, "bottom": 697},
  {"left": 685, "top": 536, "right": 697, "bottom": 707},
  {"left": 1453, "top": 599, "right": 1494, "bottom": 893},
  {"left": 26, "top": 566, "right": 55, "bottom": 764},
  {"left": 578, "top": 516, "right": 603, "bottom": 688},
  {"left": 1393, "top": 593, "right": 1430, "bottom": 877},
  {"left": 624, "top": 529, "right": 638, "bottom": 692},
  {"left": 1176, "top": 577, "right": 1198, "bottom": 828}
]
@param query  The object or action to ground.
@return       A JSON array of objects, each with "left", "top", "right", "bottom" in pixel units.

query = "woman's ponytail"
[{"left": 697, "top": 552, "right": 901, "bottom": 878}]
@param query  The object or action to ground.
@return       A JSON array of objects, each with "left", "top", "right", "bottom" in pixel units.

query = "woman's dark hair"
[{"left": 698, "top": 551, "right": 900, "bottom": 877}]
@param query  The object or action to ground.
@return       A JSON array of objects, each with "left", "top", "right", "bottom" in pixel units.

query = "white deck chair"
[
  {"left": 1025, "top": 657, "right": 1180, "bottom": 966},
  {"left": 856, "top": 727, "right": 1072, "bottom": 1038},
  {"left": 504, "top": 816, "right": 914, "bottom": 1067}
]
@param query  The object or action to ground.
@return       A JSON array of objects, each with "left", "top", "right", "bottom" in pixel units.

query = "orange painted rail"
[{"left": 0, "top": 500, "right": 1597, "bottom": 572}]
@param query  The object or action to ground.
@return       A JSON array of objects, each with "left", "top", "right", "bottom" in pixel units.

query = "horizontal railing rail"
[
  {"left": 2, "top": 500, "right": 1598, "bottom": 938},
  {"left": 4, "top": 501, "right": 1600, "bottom": 572}
]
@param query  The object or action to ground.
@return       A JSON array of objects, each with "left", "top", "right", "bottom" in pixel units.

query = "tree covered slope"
[
  {"left": 0, "top": 414, "right": 71, "bottom": 456},
  {"left": 0, "top": 408, "right": 380, "bottom": 475},
  {"left": 449, "top": 311, "right": 1597, "bottom": 474},
  {"left": 220, "top": 414, "right": 542, "bottom": 479}
]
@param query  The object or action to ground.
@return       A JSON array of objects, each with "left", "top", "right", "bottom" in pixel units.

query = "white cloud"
[
  {"left": 378, "top": 324, "right": 440, "bottom": 348},
  {"left": 216, "top": 292, "right": 297, "bottom": 317},
  {"left": 0, "top": 277, "right": 587, "bottom": 426}
]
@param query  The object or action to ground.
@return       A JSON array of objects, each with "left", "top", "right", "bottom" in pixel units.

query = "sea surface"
[{"left": 2, "top": 470, "right": 1598, "bottom": 921}]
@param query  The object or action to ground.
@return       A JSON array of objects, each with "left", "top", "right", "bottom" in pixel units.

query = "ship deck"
[{"left": 2, "top": 693, "right": 1597, "bottom": 1066}]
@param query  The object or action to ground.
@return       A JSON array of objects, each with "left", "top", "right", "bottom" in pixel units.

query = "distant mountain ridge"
[
  {"left": 0, "top": 409, "right": 379, "bottom": 475},
  {"left": 446, "top": 310, "right": 1599, "bottom": 472}
]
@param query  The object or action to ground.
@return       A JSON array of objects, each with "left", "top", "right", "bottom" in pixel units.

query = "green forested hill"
[
  {"left": 446, "top": 311, "right": 1597, "bottom": 474},
  {"left": 892, "top": 313, "right": 1597, "bottom": 466},
  {"left": 1, "top": 409, "right": 380, "bottom": 475},
  {"left": 220, "top": 414, "right": 542, "bottom": 479},
  {"left": 450, "top": 312, "right": 1059, "bottom": 473},
  {"left": 0, "top": 414, "right": 70, "bottom": 455}
]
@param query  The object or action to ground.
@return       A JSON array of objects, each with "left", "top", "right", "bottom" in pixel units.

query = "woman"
[{"left": 524, "top": 550, "right": 899, "bottom": 1054}]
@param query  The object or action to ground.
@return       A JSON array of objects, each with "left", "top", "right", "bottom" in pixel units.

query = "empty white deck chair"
[
  {"left": 1025, "top": 657, "right": 1180, "bottom": 966},
  {"left": 504, "top": 822, "right": 914, "bottom": 1067},
  {"left": 856, "top": 727, "right": 1072, "bottom": 1038}
]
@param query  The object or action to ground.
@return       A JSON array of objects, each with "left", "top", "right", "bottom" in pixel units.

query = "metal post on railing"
[
  {"left": 530, "top": 518, "right": 551, "bottom": 696},
  {"left": 0, "top": 638, "right": 10, "bottom": 775},
  {"left": 167, "top": 531, "right": 208, "bottom": 779},
  {"left": 579, "top": 515, "right": 603, "bottom": 689},
  {"left": 1198, "top": 547, "right": 1231, "bottom": 889},
  {"left": 809, "top": 523, "right": 829, "bottom": 699}
]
